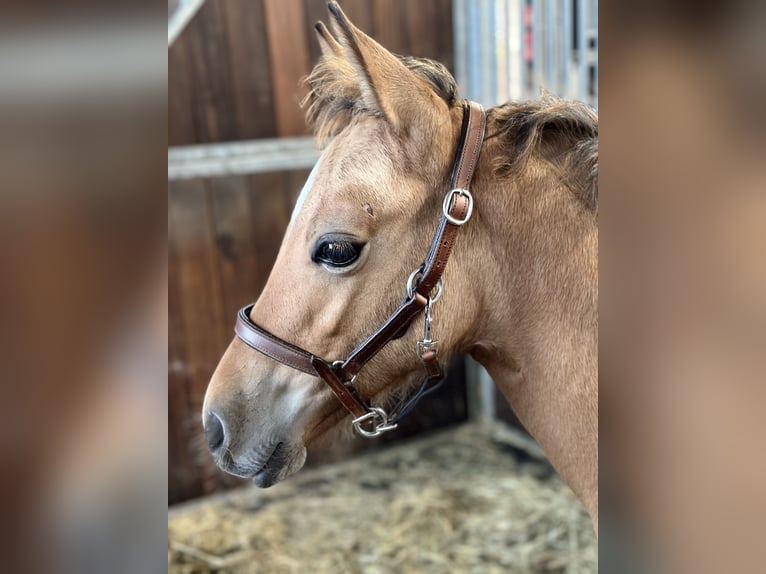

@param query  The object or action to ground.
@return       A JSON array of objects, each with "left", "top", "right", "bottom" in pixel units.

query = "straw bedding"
[{"left": 168, "top": 423, "right": 596, "bottom": 573}]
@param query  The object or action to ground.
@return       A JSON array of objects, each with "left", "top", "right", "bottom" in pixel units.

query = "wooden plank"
[
  {"left": 208, "top": 175, "right": 260, "bottom": 316},
  {"left": 285, "top": 168, "right": 313, "bottom": 221},
  {"left": 169, "top": 0, "right": 456, "bottom": 145},
  {"left": 169, "top": 35, "right": 198, "bottom": 146},
  {"left": 168, "top": 195, "right": 201, "bottom": 504},
  {"left": 405, "top": 0, "right": 439, "bottom": 59},
  {"left": 220, "top": 0, "right": 277, "bottom": 139},
  {"left": 306, "top": 0, "right": 378, "bottom": 67},
  {"left": 184, "top": 0, "right": 238, "bottom": 142},
  {"left": 178, "top": 180, "right": 230, "bottom": 379},
  {"left": 340, "top": 0, "right": 374, "bottom": 37},
  {"left": 169, "top": 180, "right": 231, "bottom": 501},
  {"left": 168, "top": 137, "right": 319, "bottom": 180},
  {"left": 248, "top": 171, "right": 301, "bottom": 290},
  {"left": 168, "top": 182, "right": 204, "bottom": 503},
  {"left": 264, "top": 0, "right": 311, "bottom": 137},
  {"left": 434, "top": 0, "right": 455, "bottom": 72},
  {"left": 209, "top": 169, "right": 309, "bottom": 334},
  {"left": 372, "top": 0, "right": 408, "bottom": 54},
  {"left": 304, "top": 0, "right": 329, "bottom": 67}
]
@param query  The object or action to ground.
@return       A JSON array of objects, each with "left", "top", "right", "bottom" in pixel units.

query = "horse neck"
[
  {"left": 459, "top": 154, "right": 598, "bottom": 384},
  {"left": 456, "top": 155, "right": 599, "bottom": 521}
]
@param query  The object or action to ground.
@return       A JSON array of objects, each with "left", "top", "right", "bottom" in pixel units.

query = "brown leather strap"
[
  {"left": 420, "top": 349, "right": 443, "bottom": 380},
  {"left": 311, "top": 358, "right": 369, "bottom": 418},
  {"left": 417, "top": 101, "right": 486, "bottom": 296},
  {"left": 339, "top": 101, "right": 486, "bottom": 375},
  {"left": 340, "top": 292, "right": 428, "bottom": 375},
  {"left": 236, "top": 305, "right": 318, "bottom": 376}
]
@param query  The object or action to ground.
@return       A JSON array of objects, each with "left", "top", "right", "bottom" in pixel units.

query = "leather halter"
[{"left": 235, "top": 101, "right": 486, "bottom": 436}]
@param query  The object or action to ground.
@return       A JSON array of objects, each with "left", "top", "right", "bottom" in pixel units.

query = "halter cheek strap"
[{"left": 235, "top": 101, "right": 486, "bottom": 437}]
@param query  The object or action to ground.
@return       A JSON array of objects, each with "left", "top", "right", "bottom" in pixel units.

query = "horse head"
[{"left": 202, "top": 3, "right": 480, "bottom": 486}]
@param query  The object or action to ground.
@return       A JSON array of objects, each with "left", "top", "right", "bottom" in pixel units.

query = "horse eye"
[{"left": 312, "top": 238, "right": 364, "bottom": 267}]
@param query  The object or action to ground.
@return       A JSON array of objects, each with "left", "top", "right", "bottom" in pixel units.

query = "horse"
[{"left": 202, "top": 2, "right": 598, "bottom": 531}]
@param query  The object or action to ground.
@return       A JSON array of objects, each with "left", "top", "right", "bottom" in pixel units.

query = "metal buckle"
[
  {"left": 406, "top": 266, "right": 443, "bottom": 301},
  {"left": 416, "top": 339, "right": 439, "bottom": 359},
  {"left": 416, "top": 297, "right": 439, "bottom": 360},
  {"left": 352, "top": 407, "right": 398, "bottom": 437},
  {"left": 442, "top": 188, "right": 474, "bottom": 226},
  {"left": 331, "top": 363, "right": 395, "bottom": 438}
]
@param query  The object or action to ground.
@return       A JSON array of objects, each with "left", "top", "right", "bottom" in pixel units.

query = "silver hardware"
[
  {"left": 331, "top": 361, "right": 358, "bottom": 386},
  {"left": 442, "top": 188, "right": 474, "bottom": 226},
  {"left": 416, "top": 298, "right": 439, "bottom": 359},
  {"left": 416, "top": 339, "right": 439, "bottom": 358},
  {"left": 406, "top": 266, "right": 443, "bottom": 302},
  {"left": 352, "top": 406, "right": 398, "bottom": 437}
]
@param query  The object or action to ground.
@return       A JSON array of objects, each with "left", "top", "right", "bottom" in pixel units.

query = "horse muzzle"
[{"left": 203, "top": 410, "right": 307, "bottom": 487}]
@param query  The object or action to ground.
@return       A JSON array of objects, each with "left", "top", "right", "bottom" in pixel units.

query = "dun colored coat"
[{"left": 203, "top": 2, "right": 598, "bottom": 532}]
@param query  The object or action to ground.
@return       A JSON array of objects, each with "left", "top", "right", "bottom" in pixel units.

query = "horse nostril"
[{"left": 204, "top": 412, "right": 225, "bottom": 451}]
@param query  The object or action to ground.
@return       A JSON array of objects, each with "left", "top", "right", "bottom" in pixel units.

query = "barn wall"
[
  {"left": 169, "top": 0, "right": 457, "bottom": 504},
  {"left": 169, "top": 0, "right": 454, "bottom": 145}
]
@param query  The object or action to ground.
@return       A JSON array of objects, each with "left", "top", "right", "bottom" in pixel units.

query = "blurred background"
[
  {"left": 168, "top": 0, "right": 598, "bottom": 572},
  {"left": 0, "top": 0, "right": 761, "bottom": 571}
]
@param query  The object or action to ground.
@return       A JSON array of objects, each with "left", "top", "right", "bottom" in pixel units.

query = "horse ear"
[
  {"left": 326, "top": 1, "right": 441, "bottom": 132},
  {"left": 314, "top": 21, "right": 343, "bottom": 58}
]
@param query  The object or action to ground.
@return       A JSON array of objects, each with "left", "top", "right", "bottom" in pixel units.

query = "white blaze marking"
[{"left": 290, "top": 155, "right": 323, "bottom": 223}]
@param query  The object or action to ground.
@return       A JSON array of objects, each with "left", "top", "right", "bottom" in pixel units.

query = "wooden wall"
[
  {"left": 169, "top": 0, "right": 454, "bottom": 145},
  {"left": 169, "top": 0, "right": 457, "bottom": 504}
]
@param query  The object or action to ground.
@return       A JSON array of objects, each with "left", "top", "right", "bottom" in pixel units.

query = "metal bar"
[
  {"left": 477, "top": 364, "right": 496, "bottom": 423},
  {"left": 576, "top": 0, "right": 587, "bottom": 103},
  {"left": 559, "top": 2, "right": 565, "bottom": 95},
  {"left": 466, "top": 0, "right": 481, "bottom": 101},
  {"left": 562, "top": 0, "right": 572, "bottom": 99},
  {"left": 507, "top": 0, "right": 523, "bottom": 101},
  {"left": 544, "top": 0, "right": 554, "bottom": 93},
  {"left": 452, "top": 0, "right": 469, "bottom": 95},
  {"left": 592, "top": 0, "right": 598, "bottom": 108},
  {"left": 484, "top": 1, "right": 498, "bottom": 106},
  {"left": 532, "top": 0, "right": 543, "bottom": 95},
  {"left": 494, "top": 0, "right": 508, "bottom": 105},
  {"left": 168, "top": 137, "right": 320, "bottom": 180},
  {"left": 521, "top": 0, "right": 530, "bottom": 99},
  {"left": 168, "top": 0, "right": 207, "bottom": 46},
  {"left": 464, "top": 356, "right": 497, "bottom": 423}
]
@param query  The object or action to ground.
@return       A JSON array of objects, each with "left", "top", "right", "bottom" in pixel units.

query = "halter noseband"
[{"left": 235, "top": 101, "right": 487, "bottom": 437}]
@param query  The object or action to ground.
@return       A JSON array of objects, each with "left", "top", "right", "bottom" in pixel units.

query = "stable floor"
[{"left": 168, "top": 423, "right": 596, "bottom": 573}]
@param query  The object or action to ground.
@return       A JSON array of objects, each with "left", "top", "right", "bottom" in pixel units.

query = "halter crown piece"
[{"left": 235, "top": 101, "right": 487, "bottom": 437}]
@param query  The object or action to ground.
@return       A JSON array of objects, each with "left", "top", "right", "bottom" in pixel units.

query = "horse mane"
[
  {"left": 303, "top": 55, "right": 597, "bottom": 210},
  {"left": 487, "top": 96, "right": 599, "bottom": 210}
]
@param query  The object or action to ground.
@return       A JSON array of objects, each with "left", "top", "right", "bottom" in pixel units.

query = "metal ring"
[
  {"left": 406, "top": 266, "right": 424, "bottom": 298},
  {"left": 442, "top": 188, "right": 474, "bottom": 226},
  {"left": 406, "top": 266, "right": 443, "bottom": 302},
  {"left": 352, "top": 407, "right": 390, "bottom": 438},
  {"left": 430, "top": 279, "right": 443, "bottom": 303}
]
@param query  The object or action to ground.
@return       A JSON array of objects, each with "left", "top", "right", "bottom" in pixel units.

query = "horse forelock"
[
  {"left": 303, "top": 54, "right": 458, "bottom": 144},
  {"left": 487, "top": 95, "right": 599, "bottom": 211}
]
